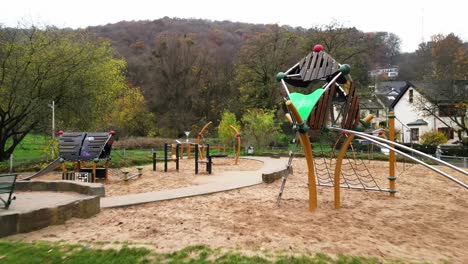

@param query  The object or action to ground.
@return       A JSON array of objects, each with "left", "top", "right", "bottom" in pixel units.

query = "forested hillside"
[
  {"left": 2, "top": 18, "right": 466, "bottom": 160},
  {"left": 87, "top": 18, "right": 404, "bottom": 136}
]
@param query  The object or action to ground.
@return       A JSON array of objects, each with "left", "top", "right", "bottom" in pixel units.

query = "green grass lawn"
[
  {"left": 1, "top": 134, "right": 414, "bottom": 173},
  {"left": 0, "top": 240, "right": 407, "bottom": 264}
]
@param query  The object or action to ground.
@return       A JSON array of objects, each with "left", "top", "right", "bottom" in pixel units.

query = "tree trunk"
[{"left": 0, "top": 146, "right": 12, "bottom": 162}]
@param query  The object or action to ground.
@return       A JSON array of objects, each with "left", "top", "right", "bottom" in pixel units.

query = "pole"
[
  {"left": 164, "top": 143, "right": 168, "bottom": 172},
  {"left": 9, "top": 154, "right": 13, "bottom": 173},
  {"left": 194, "top": 144, "right": 199, "bottom": 174},
  {"left": 52, "top": 101, "right": 55, "bottom": 140},
  {"left": 176, "top": 144, "right": 180, "bottom": 171},
  {"left": 388, "top": 111, "right": 396, "bottom": 196},
  {"left": 152, "top": 149, "right": 156, "bottom": 171},
  {"left": 286, "top": 100, "right": 317, "bottom": 211}
]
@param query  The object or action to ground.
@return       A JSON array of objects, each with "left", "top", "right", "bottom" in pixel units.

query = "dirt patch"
[{"left": 9, "top": 158, "right": 468, "bottom": 263}]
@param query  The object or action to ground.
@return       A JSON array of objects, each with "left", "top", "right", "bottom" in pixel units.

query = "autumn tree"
[
  {"left": 0, "top": 26, "right": 129, "bottom": 161},
  {"left": 235, "top": 25, "right": 304, "bottom": 111},
  {"left": 305, "top": 22, "right": 382, "bottom": 93},
  {"left": 413, "top": 34, "right": 468, "bottom": 141},
  {"left": 98, "top": 85, "right": 155, "bottom": 137},
  {"left": 430, "top": 33, "right": 468, "bottom": 80}
]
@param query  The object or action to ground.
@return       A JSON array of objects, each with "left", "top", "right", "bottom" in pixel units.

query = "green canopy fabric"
[{"left": 289, "top": 88, "right": 324, "bottom": 121}]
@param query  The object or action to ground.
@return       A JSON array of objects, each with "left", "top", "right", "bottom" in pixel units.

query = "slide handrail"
[
  {"left": 329, "top": 127, "right": 468, "bottom": 176},
  {"left": 328, "top": 127, "right": 467, "bottom": 189}
]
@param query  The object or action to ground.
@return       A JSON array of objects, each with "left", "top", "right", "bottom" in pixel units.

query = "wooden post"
[
  {"left": 388, "top": 111, "right": 397, "bottom": 196},
  {"left": 334, "top": 134, "right": 354, "bottom": 209},
  {"left": 92, "top": 161, "right": 97, "bottom": 183},
  {"left": 105, "top": 160, "right": 110, "bottom": 182},
  {"left": 286, "top": 100, "right": 317, "bottom": 211},
  {"left": 123, "top": 171, "right": 129, "bottom": 185},
  {"left": 137, "top": 167, "right": 143, "bottom": 178}
]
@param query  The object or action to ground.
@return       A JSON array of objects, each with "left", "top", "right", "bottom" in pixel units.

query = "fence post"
[
  {"left": 464, "top": 157, "right": 467, "bottom": 168},
  {"left": 388, "top": 111, "right": 397, "bottom": 197},
  {"left": 152, "top": 149, "right": 156, "bottom": 171},
  {"left": 164, "top": 143, "right": 168, "bottom": 172},
  {"left": 194, "top": 144, "right": 199, "bottom": 174},
  {"left": 9, "top": 154, "right": 14, "bottom": 173}
]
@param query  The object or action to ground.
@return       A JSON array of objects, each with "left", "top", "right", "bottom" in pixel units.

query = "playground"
[
  {"left": 4, "top": 158, "right": 467, "bottom": 263},
  {"left": 1, "top": 44, "right": 467, "bottom": 263}
]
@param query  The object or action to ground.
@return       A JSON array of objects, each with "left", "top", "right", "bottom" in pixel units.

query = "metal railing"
[{"left": 436, "top": 154, "right": 468, "bottom": 168}]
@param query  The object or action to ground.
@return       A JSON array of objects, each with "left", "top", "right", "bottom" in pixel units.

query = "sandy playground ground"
[{"left": 9, "top": 157, "right": 468, "bottom": 263}]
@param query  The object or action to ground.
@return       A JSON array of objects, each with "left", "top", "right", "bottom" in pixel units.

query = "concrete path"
[{"left": 100, "top": 157, "right": 289, "bottom": 208}]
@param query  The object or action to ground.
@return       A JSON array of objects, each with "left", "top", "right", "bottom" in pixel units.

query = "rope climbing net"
[{"left": 312, "top": 131, "right": 389, "bottom": 192}]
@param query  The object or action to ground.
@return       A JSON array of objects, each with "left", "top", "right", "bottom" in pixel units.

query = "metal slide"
[
  {"left": 328, "top": 127, "right": 468, "bottom": 189},
  {"left": 21, "top": 158, "right": 61, "bottom": 181}
]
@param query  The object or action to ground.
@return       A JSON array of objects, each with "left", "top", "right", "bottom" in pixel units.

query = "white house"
[{"left": 390, "top": 81, "right": 467, "bottom": 144}]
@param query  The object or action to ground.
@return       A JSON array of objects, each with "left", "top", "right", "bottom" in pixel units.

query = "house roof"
[
  {"left": 388, "top": 81, "right": 418, "bottom": 108},
  {"left": 373, "top": 81, "right": 415, "bottom": 108},
  {"left": 407, "top": 119, "right": 428, "bottom": 126},
  {"left": 375, "top": 93, "right": 397, "bottom": 107},
  {"left": 375, "top": 81, "right": 408, "bottom": 94},
  {"left": 410, "top": 80, "right": 468, "bottom": 105},
  {"left": 360, "top": 94, "right": 384, "bottom": 109}
]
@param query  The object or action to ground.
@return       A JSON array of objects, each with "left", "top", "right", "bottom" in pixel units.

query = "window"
[
  {"left": 438, "top": 105, "right": 457, "bottom": 117},
  {"left": 409, "top": 89, "right": 413, "bottom": 103},
  {"left": 410, "top": 128, "right": 419, "bottom": 141},
  {"left": 438, "top": 127, "right": 454, "bottom": 139}
]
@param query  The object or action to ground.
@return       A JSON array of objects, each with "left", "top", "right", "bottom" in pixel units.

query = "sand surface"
[
  {"left": 9, "top": 158, "right": 468, "bottom": 263},
  {"left": 30, "top": 158, "right": 263, "bottom": 196}
]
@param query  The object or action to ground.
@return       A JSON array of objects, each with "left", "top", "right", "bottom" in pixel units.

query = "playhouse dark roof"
[{"left": 58, "top": 132, "right": 114, "bottom": 161}]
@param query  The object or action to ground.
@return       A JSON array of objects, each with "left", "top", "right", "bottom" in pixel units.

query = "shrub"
[
  {"left": 420, "top": 131, "right": 448, "bottom": 146},
  {"left": 217, "top": 111, "right": 240, "bottom": 145},
  {"left": 241, "top": 109, "right": 280, "bottom": 148}
]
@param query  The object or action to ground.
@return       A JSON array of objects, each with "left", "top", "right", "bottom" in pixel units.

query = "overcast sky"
[{"left": 2, "top": 0, "right": 467, "bottom": 52}]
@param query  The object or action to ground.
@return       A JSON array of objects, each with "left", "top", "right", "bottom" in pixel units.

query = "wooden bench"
[{"left": 0, "top": 174, "right": 17, "bottom": 209}]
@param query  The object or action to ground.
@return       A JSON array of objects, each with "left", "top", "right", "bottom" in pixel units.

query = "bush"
[
  {"left": 241, "top": 109, "right": 280, "bottom": 148},
  {"left": 402, "top": 143, "right": 437, "bottom": 154},
  {"left": 420, "top": 131, "right": 448, "bottom": 145},
  {"left": 439, "top": 145, "right": 468, "bottom": 156}
]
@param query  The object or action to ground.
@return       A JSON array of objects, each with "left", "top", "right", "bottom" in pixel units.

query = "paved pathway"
[{"left": 100, "top": 157, "right": 288, "bottom": 208}]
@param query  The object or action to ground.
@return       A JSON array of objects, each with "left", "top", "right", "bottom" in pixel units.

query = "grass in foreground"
[{"left": 0, "top": 240, "right": 424, "bottom": 264}]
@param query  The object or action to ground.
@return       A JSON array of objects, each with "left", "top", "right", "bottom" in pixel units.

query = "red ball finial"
[
  {"left": 109, "top": 130, "right": 116, "bottom": 135},
  {"left": 57, "top": 130, "right": 64, "bottom": 135},
  {"left": 378, "top": 131, "right": 384, "bottom": 136},
  {"left": 313, "top": 44, "right": 324, "bottom": 52}
]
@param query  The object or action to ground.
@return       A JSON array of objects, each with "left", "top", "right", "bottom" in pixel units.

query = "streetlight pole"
[{"left": 48, "top": 101, "right": 55, "bottom": 158}]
